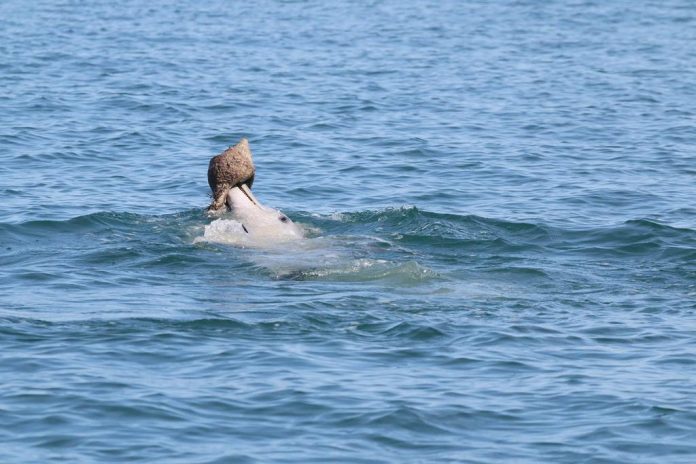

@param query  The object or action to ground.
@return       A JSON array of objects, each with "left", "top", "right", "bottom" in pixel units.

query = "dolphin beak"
[{"left": 239, "top": 183, "right": 262, "bottom": 208}]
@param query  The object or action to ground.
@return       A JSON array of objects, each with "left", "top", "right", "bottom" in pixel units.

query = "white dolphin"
[
  {"left": 201, "top": 138, "right": 304, "bottom": 247},
  {"left": 223, "top": 183, "right": 304, "bottom": 245}
]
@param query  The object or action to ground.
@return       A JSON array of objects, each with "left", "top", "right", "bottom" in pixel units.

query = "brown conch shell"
[{"left": 207, "top": 138, "right": 256, "bottom": 211}]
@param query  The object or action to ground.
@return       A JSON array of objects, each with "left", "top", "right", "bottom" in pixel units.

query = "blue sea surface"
[{"left": 1, "top": 0, "right": 695, "bottom": 462}]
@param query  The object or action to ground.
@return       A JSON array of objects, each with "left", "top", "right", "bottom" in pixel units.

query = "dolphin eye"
[{"left": 279, "top": 216, "right": 288, "bottom": 223}]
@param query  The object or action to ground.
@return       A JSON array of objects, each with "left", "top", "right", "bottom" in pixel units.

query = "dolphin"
[
  {"left": 225, "top": 183, "right": 304, "bottom": 243},
  {"left": 205, "top": 138, "right": 304, "bottom": 246}
]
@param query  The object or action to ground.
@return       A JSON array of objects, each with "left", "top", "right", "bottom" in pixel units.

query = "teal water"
[{"left": 2, "top": 1, "right": 696, "bottom": 462}]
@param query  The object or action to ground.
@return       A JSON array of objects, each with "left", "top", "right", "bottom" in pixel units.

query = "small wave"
[
  {"left": 561, "top": 219, "right": 696, "bottom": 258},
  {"left": 0, "top": 209, "right": 205, "bottom": 244},
  {"left": 314, "top": 206, "right": 550, "bottom": 240},
  {"left": 0, "top": 209, "right": 203, "bottom": 234},
  {"left": 307, "top": 207, "right": 696, "bottom": 260}
]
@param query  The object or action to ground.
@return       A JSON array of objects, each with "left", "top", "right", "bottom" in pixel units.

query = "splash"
[{"left": 194, "top": 217, "right": 304, "bottom": 249}]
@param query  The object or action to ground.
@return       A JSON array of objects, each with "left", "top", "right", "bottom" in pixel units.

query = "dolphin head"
[{"left": 226, "top": 183, "right": 304, "bottom": 243}]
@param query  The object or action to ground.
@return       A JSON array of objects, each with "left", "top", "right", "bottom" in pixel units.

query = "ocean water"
[{"left": 1, "top": 0, "right": 695, "bottom": 462}]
